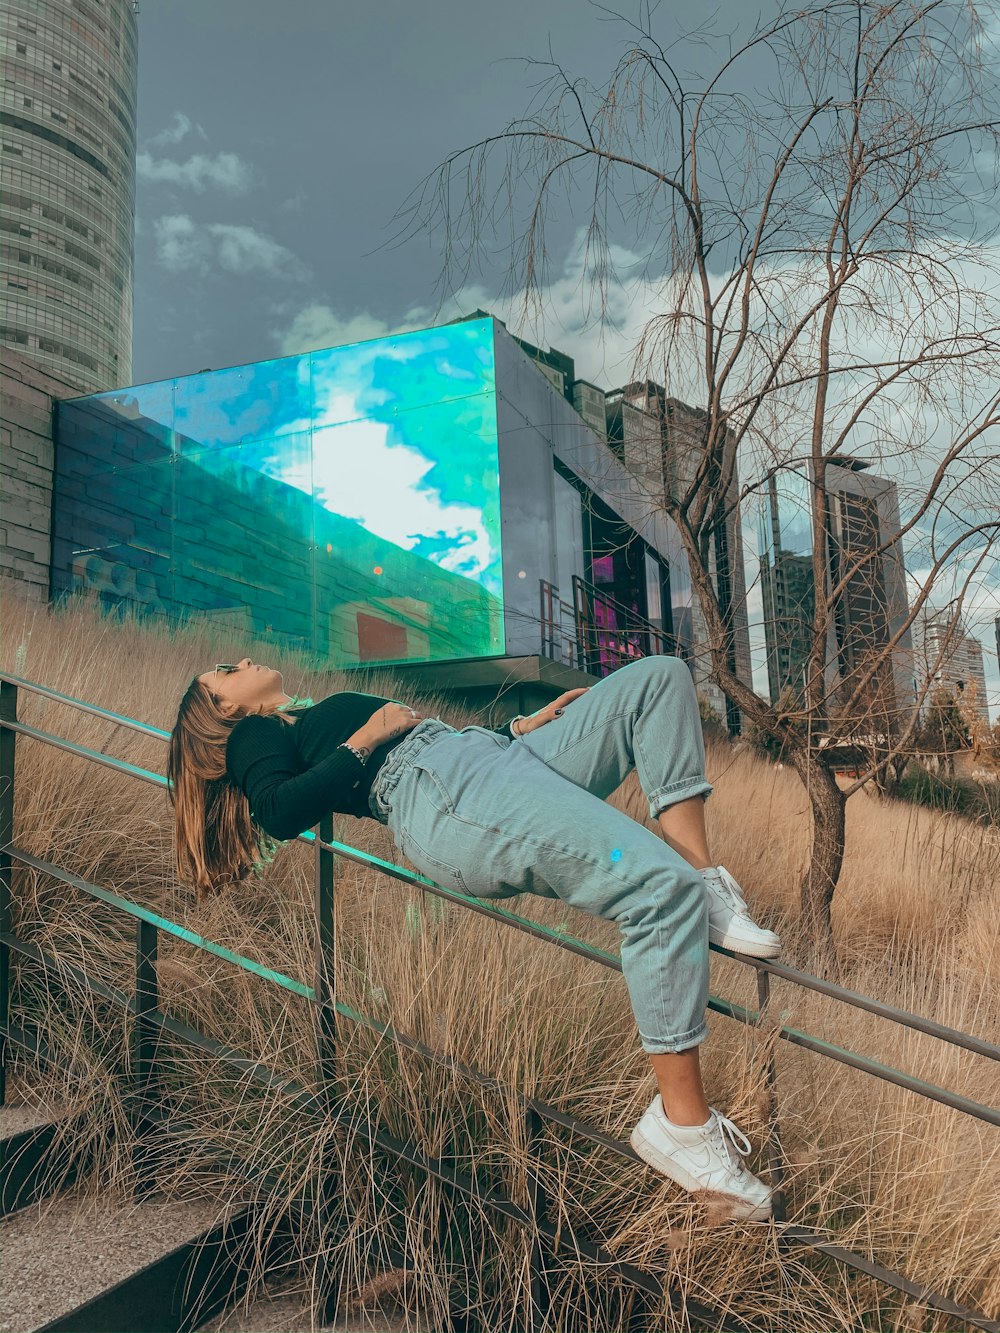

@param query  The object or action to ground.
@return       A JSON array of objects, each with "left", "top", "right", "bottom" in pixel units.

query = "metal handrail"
[
  {"left": 8, "top": 843, "right": 997, "bottom": 1128},
  {"left": 0, "top": 671, "right": 168, "bottom": 739},
  {"left": 1, "top": 670, "right": 999, "bottom": 1332}
]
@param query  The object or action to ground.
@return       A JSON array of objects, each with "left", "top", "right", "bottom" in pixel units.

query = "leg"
[
  {"left": 650, "top": 1048, "right": 709, "bottom": 1125},
  {"left": 522, "top": 657, "right": 781, "bottom": 958},
  {"left": 389, "top": 731, "right": 711, "bottom": 1054},
  {"left": 657, "top": 795, "right": 711, "bottom": 870},
  {"left": 519, "top": 655, "right": 713, "bottom": 820},
  {"left": 391, "top": 731, "right": 772, "bottom": 1220}
]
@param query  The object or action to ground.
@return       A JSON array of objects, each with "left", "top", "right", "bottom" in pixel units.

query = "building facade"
[
  {"left": 491, "top": 331, "right": 678, "bottom": 682},
  {"left": 916, "top": 608, "right": 990, "bottom": 724},
  {"left": 758, "top": 459, "right": 915, "bottom": 727},
  {"left": 758, "top": 465, "right": 815, "bottom": 702},
  {"left": 1, "top": 0, "right": 137, "bottom": 392},
  {"left": 46, "top": 318, "right": 684, "bottom": 691},
  {"left": 483, "top": 322, "right": 755, "bottom": 731},
  {"left": 605, "top": 382, "right": 754, "bottom": 731},
  {"left": 0, "top": 346, "right": 81, "bottom": 597}
]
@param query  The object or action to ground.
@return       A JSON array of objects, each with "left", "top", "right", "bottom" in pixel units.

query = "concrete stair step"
[
  {"left": 198, "top": 1272, "right": 430, "bottom": 1333},
  {"left": 1, "top": 1072, "right": 82, "bottom": 1216},
  {"left": 1, "top": 1077, "right": 428, "bottom": 1333},
  {"left": 0, "top": 1180, "right": 229, "bottom": 1332}
]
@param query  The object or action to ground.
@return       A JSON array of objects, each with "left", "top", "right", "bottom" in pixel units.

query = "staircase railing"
[{"left": 1, "top": 670, "right": 998, "bottom": 1333}]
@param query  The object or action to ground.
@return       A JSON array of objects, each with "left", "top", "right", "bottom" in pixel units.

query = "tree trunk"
[{"left": 790, "top": 753, "right": 846, "bottom": 970}]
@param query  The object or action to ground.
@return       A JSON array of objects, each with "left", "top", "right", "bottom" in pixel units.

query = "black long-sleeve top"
[{"left": 225, "top": 691, "right": 511, "bottom": 841}]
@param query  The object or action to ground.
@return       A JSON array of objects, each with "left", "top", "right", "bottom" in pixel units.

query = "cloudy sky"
[{"left": 133, "top": 0, "right": 1000, "bottom": 719}]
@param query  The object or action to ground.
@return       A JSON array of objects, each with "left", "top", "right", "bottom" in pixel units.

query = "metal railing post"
[
  {"left": 0, "top": 679, "right": 17, "bottom": 1108},
  {"left": 132, "top": 917, "right": 159, "bottom": 1198},
  {"left": 315, "top": 815, "right": 337, "bottom": 1085},
  {"left": 315, "top": 814, "right": 339, "bottom": 1326},
  {"left": 525, "top": 1106, "right": 550, "bottom": 1333},
  {"left": 539, "top": 580, "right": 551, "bottom": 659},
  {"left": 756, "top": 969, "right": 786, "bottom": 1224}
]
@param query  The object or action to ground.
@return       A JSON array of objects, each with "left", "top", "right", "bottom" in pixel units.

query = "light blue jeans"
[{"left": 369, "top": 655, "right": 714, "bottom": 1053}]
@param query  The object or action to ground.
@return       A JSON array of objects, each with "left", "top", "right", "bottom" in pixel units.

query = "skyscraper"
[
  {"left": 758, "top": 458, "right": 914, "bottom": 726},
  {"left": 1, "top": 0, "right": 138, "bottom": 391},
  {"left": 607, "top": 383, "right": 754, "bottom": 732},
  {"left": 916, "top": 608, "right": 990, "bottom": 724},
  {"left": 758, "top": 465, "right": 815, "bottom": 702}
]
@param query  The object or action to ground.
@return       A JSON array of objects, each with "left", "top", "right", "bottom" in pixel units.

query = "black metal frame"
[
  {"left": 1, "top": 671, "right": 998, "bottom": 1333},
  {"left": 572, "top": 575, "right": 673, "bottom": 678}
]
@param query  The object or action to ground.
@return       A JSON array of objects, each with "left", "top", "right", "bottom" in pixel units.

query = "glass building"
[
  {"left": 758, "top": 466, "right": 816, "bottom": 703},
  {"left": 51, "top": 315, "right": 692, "bottom": 679},
  {"left": 1, "top": 0, "right": 137, "bottom": 391},
  {"left": 53, "top": 319, "right": 505, "bottom": 668},
  {"left": 759, "top": 460, "right": 914, "bottom": 722}
]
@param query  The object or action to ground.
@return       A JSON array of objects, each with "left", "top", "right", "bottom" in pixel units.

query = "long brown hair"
[{"left": 167, "top": 676, "right": 277, "bottom": 900}]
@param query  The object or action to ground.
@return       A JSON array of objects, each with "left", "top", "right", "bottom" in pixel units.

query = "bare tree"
[{"left": 404, "top": 0, "right": 1000, "bottom": 958}]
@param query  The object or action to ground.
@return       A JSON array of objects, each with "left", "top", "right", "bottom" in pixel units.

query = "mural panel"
[{"left": 52, "top": 318, "right": 504, "bottom": 666}]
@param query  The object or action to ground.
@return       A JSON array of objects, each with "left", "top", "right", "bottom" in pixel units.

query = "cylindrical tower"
[{"left": 1, "top": 0, "right": 137, "bottom": 392}]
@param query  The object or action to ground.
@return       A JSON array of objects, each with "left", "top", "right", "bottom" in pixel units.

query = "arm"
[
  {"left": 230, "top": 701, "right": 429, "bottom": 839},
  {"left": 227, "top": 716, "right": 369, "bottom": 841},
  {"left": 500, "top": 688, "right": 591, "bottom": 737}
]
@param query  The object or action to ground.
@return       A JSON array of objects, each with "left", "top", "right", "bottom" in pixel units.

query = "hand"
[
  {"left": 357, "top": 702, "right": 424, "bottom": 749},
  {"left": 517, "top": 688, "right": 590, "bottom": 736}
]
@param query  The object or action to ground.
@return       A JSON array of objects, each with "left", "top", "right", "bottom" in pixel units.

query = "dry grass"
[{"left": 2, "top": 588, "right": 998, "bottom": 1332}]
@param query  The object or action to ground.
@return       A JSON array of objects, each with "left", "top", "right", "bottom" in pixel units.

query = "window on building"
[
  {"left": 552, "top": 468, "right": 584, "bottom": 603},
  {"left": 644, "top": 550, "right": 664, "bottom": 627}
]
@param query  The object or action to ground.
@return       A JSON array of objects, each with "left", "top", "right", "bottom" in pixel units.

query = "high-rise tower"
[
  {"left": 1, "top": 0, "right": 137, "bottom": 391},
  {"left": 758, "top": 459, "right": 915, "bottom": 726},
  {"left": 916, "top": 608, "right": 990, "bottom": 724}
]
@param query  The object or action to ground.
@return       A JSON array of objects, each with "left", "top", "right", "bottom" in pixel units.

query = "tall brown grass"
[{"left": 2, "top": 588, "right": 998, "bottom": 1332}]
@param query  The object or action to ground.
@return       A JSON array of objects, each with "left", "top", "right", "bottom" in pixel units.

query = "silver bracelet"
[
  {"left": 510, "top": 715, "right": 527, "bottom": 738},
  {"left": 339, "top": 741, "right": 371, "bottom": 765}
]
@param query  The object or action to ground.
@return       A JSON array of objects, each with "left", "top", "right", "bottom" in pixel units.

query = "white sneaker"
[
  {"left": 629, "top": 1095, "right": 773, "bottom": 1222},
  {"left": 701, "top": 865, "right": 781, "bottom": 958}
]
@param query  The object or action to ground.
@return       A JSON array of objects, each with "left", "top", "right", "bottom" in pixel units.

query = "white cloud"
[
  {"left": 275, "top": 303, "right": 425, "bottom": 356},
  {"left": 137, "top": 150, "right": 252, "bottom": 193},
  {"left": 153, "top": 215, "right": 304, "bottom": 278},
  {"left": 152, "top": 214, "right": 204, "bottom": 271},
  {"left": 208, "top": 223, "right": 301, "bottom": 275},
  {"left": 311, "top": 387, "right": 496, "bottom": 580},
  {"left": 146, "top": 112, "right": 205, "bottom": 149},
  {"left": 279, "top": 189, "right": 309, "bottom": 214}
]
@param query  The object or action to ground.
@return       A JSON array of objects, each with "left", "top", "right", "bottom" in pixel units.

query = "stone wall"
[{"left": 1, "top": 349, "right": 81, "bottom": 600}]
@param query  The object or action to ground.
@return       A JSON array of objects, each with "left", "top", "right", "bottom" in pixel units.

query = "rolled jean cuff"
[
  {"left": 647, "top": 776, "right": 714, "bottom": 819},
  {"left": 638, "top": 1020, "right": 708, "bottom": 1055}
]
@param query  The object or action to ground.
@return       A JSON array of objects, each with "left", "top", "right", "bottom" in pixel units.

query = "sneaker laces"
[
  {"left": 712, "top": 1112, "right": 754, "bottom": 1176},
  {"left": 704, "top": 866, "right": 749, "bottom": 914}
]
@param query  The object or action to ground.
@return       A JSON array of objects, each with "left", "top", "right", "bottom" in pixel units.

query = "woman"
[{"left": 169, "top": 653, "right": 781, "bottom": 1222}]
